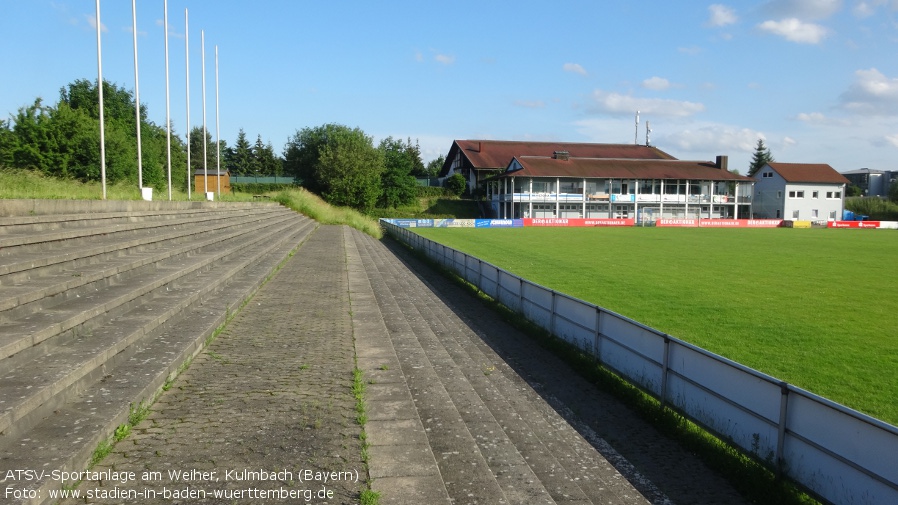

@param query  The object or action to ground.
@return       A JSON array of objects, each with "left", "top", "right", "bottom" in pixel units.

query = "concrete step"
[
  {"left": 0, "top": 215, "right": 316, "bottom": 442},
  {"left": 0, "top": 209, "right": 297, "bottom": 320},
  {"left": 0, "top": 212, "right": 303, "bottom": 368},
  {"left": 0, "top": 205, "right": 288, "bottom": 279},
  {"left": 0, "top": 202, "right": 317, "bottom": 505},
  {"left": 349, "top": 229, "right": 650, "bottom": 505},
  {"left": 0, "top": 206, "right": 259, "bottom": 236},
  {"left": 0, "top": 205, "right": 286, "bottom": 259}
]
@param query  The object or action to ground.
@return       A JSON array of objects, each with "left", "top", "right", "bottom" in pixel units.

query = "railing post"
[
  {"left": 777, "top": 382, "right": 790, "bottom": 477},
  {"left": 660, "top": 336, "right": 671, "bottom": 407},
  {"left": 550, "top": 290, "right": 557, "bottom": 336},
  {"left": 518, "top": 277, "right": 524, "bottom": 313},
  {"left": 594, "top": 307, "right": 602, "bottom": 362}
]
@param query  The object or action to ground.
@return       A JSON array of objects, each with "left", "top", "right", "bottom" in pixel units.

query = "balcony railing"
[{"left": 494, "top": 193, "right": 751, "bottom": 203}]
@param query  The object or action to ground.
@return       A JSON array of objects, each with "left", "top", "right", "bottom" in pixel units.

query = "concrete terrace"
[{"left": 0, "top": 200, "right": 748, "bottom": 504}]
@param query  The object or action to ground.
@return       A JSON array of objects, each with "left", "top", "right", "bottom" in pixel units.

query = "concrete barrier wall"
[{"left": 383, "top": 220, "right": 898, "bottom": 505}]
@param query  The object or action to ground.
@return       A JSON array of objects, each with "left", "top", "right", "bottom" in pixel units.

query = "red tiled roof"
[
  {"left": 766, "top": 162, "right": 850, "bottom": 184},
  {"left": 496, "top": 156, "right": 752, "bottom": 181},
  {"left": 449, "top": 140, "right": 676, "bottom": 171}
]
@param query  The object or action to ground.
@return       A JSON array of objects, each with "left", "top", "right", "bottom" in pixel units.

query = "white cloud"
[
  {"left": 797, "top": 111, "right": 827, "bottom": 123},
  {"left": 885, "top": 133, "right": 898, "bottom": 147},
  {"left": 514, "top": 100, "right": 546, "bottom": 109},
  {"left": 589, "top": 90, "right": 705, "bottom": 117},
  {"left": 678, "top": 46, "right": 703, "bottom": 55},
  {"left": 761, "top": 0, "right": 843, "bottom": 19},
  {"left": 563, "top": 63, "right": 587, "bottom": 76},
  {"left": 434, "top": 54, "right": 455, "bottom": 65},
  {"left": 707, "top": 4, "right": 738, "bottom": 26},
  {"left": 86, "top": 14, "right": 107, "bottom": 33},
  {"left": 642, "top": 77, "right": 671, "bottom": 91},
  {"left": 663, "top": 124, "right": 764, "bottom": 153},
  {"left": 758, "top": 18, "right": 829, "bottom": 43},
  {"left": 839, "top": 68, "right": 898, "bottom": 115}
]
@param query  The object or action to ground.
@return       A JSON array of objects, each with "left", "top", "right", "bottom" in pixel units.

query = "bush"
[
  {"left": 444, "top": 173, "right": 466, "bottom": 197},
  {"left": 417, "top": 185, "right": 448, "bottom": 197}
]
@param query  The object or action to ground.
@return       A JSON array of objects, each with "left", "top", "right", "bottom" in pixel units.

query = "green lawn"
[{"left": 411, "top": 227, "right": 898, "bottom": 425}]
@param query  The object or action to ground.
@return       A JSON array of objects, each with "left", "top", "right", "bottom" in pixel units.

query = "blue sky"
[{"left": 3, "top": 1, "right": 898, "bottom": 173}]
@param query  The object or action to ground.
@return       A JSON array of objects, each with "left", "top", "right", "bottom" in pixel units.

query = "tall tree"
[
  {"left": 228, "top": 128, "right": 253, "bottom": 175},
  {"left": 748, "top": 138, "right": 774, "bottom": 177},
  {"left": 378, "top": 136, "right": 418, "bottom": 208},
  {"left": 188, "top": 126, "right": 217, "bottom": 174},
  {"left": 425, "top": 154, "right": 446, "bottom": 178},
  {"left": 284, "top": 124, "right": 383, "bottom": 210},
  {"left": 253, "top": 136, "right": 282, "bottom": 176}
]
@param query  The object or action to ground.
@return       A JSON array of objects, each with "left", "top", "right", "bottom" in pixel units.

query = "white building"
[
  {"left": 490, "top": 153, "right": 754, "bottom": 222},
  {"left": 752, "top": 162, "right": 849, "bottom": 221}
]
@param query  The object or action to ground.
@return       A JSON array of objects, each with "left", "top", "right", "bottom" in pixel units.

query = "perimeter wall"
[{"left": 382, "top": 219, "right": 898, "bottom": 505}]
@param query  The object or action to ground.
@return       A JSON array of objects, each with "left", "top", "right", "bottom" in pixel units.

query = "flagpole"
[
  {"left": 131, "top": 0, "right": 142, "bottom": 191},
  {"left": 215, "top": 44, "right": 221, "bottom": 198},
  {"left": 185, "top": 8, "right": 191, "bottom": 199},
  {"left": 202, "top": 29, "right": 208, "bottom": 195},
  {"left": 95, "top": 0, "right": 107, "bottom": 200},
  {"left": 164, "top": 0, "right": 172, "bottom": 200}
]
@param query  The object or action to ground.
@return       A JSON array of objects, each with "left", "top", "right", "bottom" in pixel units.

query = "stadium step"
[
  {"left": 0, "top": 200, "right": 316, "bottom": 504},
  {"left": 346, "top": 228, "right": 649, "bottom": 505}
]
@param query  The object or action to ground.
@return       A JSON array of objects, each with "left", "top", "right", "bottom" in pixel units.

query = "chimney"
[
  {"left": 553, "top": 150, "right": 570, "bottom": 161},
  {"left": 716, "top": 155, "right": 728, "bottom": 171},
  {"left": 477, "top": 141, "right": 482, "bottom": 152}
]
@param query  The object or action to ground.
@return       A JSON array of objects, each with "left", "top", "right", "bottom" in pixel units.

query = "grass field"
[{"left": 412, "top": 226, "right": 898, "bottom": 426}]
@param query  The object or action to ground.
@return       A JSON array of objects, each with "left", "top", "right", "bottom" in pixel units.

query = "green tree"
[
  {"left": 425, "top": 154, "right": 445, "bottom": 178},
  {"left": 445, "top": 172, "right": 466, "bottom": 196},
  {"left": 253, "top": 136, "right": 282, "bottom": 176},
  {"left": 282, "top": 124, "right": 393, "bottom": 209},
  {"left": 315, "top": 126, "right": 384, "bottom": 211},
  {"left": 748, "top": 138, "right": 774, "bottom": 177},
  {"left": 405, "top": 137, "right": 426, "bottom": 177},
  {"left": 228, "top": 128, "right": 253, "bottom": 175},
  {"left": 0, "top": 119, "right": 14, "bottom": 167},
  {"left": 378, "top": 136, "right": 418, "bottom": 208},
  {"left": 188, "top": 126, "right": 217, "bottom": 174},
  {"left": 889, "top": 179, "right": 898, "bottom": 203}
]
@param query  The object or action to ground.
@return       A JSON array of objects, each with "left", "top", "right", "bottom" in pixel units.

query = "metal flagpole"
[
  {"left": 164, "top": 0, "right": 172, "bottom": 200},
  {"left": 185, "top": 8, "right": 191, "bottom": 199},
  {"left": 215, "top": 45, "right": 220, "bottom": 197},
  {"left": 131, "top": 0, "right": 143, "bottom": 191},
  {"left": 95, "top": 0, "right": 107, "bottom": 200},
  {"left": 202, "top": 30, "right": 208, "bottom": 195}
]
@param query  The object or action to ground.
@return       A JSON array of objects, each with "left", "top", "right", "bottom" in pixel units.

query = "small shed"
[{"left": 194, "top": 169, "right": 231, "bottom": 194}]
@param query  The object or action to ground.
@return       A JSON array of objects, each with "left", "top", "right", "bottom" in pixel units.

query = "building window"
[
  {"left": 830, "top": 211, "right": 837, "bottom": 219},
  {"left": 792, "top": 210, "right": 799, "bottom": 219},
  {"left": 777, "top": 191, "right": 782, "bottom": 199},
  {"left": 762, "top": 172, "right": 773, "bottom": 178},
  {"left": 811, "top": 209, "right": 819, "bottom": 218},
  {"left": 812, "top": 191, "right": 819, "bottom": 199},
  {"left": 788, "top": 190, "right": 805, "bottom": 198}
]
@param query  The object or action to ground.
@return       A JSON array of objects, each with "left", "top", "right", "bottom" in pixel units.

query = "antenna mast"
[
  {"left": 646, "top": 120, "right": 652, "bottom": 147},
  {"left": 634, "top": 110, "right": 640, "bottom": 145}
]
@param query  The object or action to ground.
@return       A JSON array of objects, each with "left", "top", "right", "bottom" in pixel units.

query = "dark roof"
[
  {"left": 440, "top": 140, "right": 676, "bottom": 176},
  {"left": 766, "top": 163, "right": 849, "bottom": 184},
  {"left": 495, "top": 156, "right": 752, "bottom": 181}
]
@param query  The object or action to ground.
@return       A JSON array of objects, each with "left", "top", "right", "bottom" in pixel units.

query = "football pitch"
[{"left": 411, "top": 226, "right": 898, "bottom": 426}]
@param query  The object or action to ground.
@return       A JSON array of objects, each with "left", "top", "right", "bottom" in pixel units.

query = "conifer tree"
[{"left": 748, "top": 138, "right": 774, "bottom": 177}]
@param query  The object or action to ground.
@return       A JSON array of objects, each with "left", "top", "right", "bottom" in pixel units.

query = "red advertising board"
[
  {"left": 523, "top": 218, "right": 635, "bottom": 227},
  {"left": 656, "top": 219, "right": 697, "bottom": 227},
  {"left": 828, "top": 221, "right": 881, "bottom": 229},
  {"left": 657, "top": 219, "right": 783, "bottom": 228}
]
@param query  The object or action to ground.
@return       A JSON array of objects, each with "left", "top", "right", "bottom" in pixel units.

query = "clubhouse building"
[{"left": 440, "top": 140, "right": 754, "bottom": 222}]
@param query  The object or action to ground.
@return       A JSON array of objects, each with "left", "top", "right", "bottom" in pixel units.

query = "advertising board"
[
  {"left": 828, "top": 221, "right": 882, "bottom": 228},
  {"left": 523, "top": 218, "right": 635, "bottom": 227}
]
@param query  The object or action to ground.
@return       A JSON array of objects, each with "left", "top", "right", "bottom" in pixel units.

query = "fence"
[{"left": 382, "top": 220, "right": 898, "bottom": 505}]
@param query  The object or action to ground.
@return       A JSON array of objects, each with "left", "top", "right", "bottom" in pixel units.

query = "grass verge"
[
  {"left": 274, "top": 188, "right": 383, "bottom": 239},
  {"left": 385, "top": 231, "right": 819, "bottom": 505},
  {"left": 412, "top": 226, "right": 898, "bottom": 425}
]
